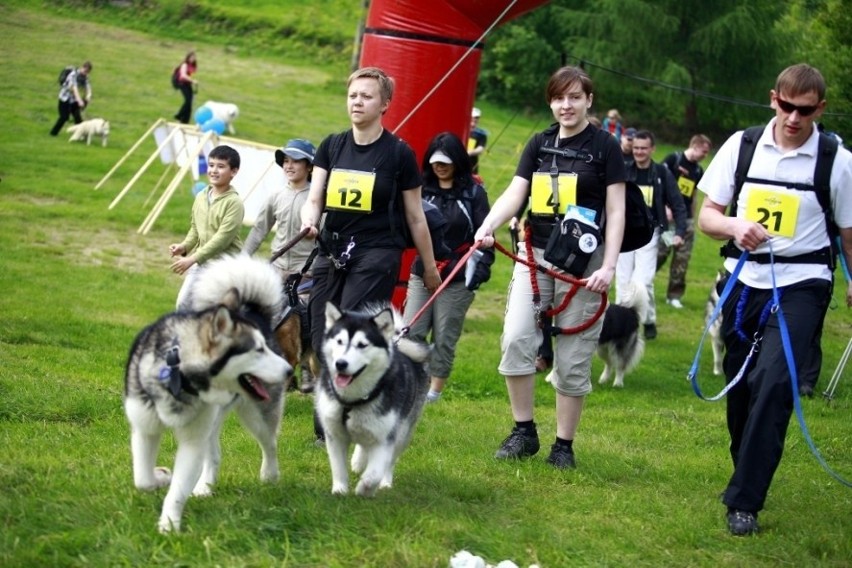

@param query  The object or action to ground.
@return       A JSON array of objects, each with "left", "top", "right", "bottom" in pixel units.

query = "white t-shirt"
[{"left": 698, "top": 118, "right": 852, "bottom": 288}]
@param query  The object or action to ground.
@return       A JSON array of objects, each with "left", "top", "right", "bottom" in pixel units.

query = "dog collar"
[{"left": 157, "top": 340, "right": 199, "bottom": 398}]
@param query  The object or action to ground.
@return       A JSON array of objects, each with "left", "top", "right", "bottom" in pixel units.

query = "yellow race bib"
[
  {"left": 325, "top": 169, "right": 375, "bottom": 212},
  {"left": 467, "top": 137, "right": 476, "bottom": 151},
  {"left": 530, "top": 172, "right": 578, "bottom": 214},
  {"left": 639, "top": 185, "right": 653, "bottom": 207},
  {"left": 677, "top": 176, "right": 695, "bottom": 198},
  {"left": 744, "top": 187, "right": 800, "bottom": 238}
]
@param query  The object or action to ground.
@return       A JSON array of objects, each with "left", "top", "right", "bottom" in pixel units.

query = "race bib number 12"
[{"left": 326, "top": 169, "right": 375, "bottom": 212}]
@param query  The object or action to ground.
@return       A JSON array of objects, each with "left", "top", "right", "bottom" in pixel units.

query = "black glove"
[{"left": 467, "top": 262, "right": 491, "bottom": 291}]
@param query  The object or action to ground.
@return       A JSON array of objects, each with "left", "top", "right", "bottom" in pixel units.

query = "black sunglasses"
[{"left": 775, "top": 96, "right": 820, "bottom": 117}]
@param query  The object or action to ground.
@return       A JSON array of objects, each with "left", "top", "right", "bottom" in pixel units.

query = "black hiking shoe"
[
  {"left": 726, "top": 509, "right": 759, "bottom": 536},
  {"left": 494, "top": 427, "right": 539, "bottom": 460},
  {"left": 545, "top": 444, "right": 576, "bottom": 469},
  {"left": 644, "top": 323, "right": 658, "bottom": 340}
]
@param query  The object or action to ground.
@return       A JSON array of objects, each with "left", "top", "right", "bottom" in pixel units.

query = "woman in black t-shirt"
[
  {"left": 474, "top": 66, "right": 626, "bottom": 469},
  {"left": 300, "top": 67, "right": 441, "bottom": 356}
]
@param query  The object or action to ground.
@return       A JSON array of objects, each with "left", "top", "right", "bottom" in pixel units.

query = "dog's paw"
[
  {"left": 137, "top": 466, "right": 172, "bottom": 491},
  {"left": 355, "top": 479, "right": 379, "bottom": 497},
  {"left": 613, "top": 379, "right": 624, "bottom": 388},
  {"left": 191, "top": 482, "right": 213, "bottom": 497},
  {"left": 331, "top": 483, "right": 349, "bottom": 495},
  {"left": 157, "top": 516, "right": 180, "bottom": 534}
]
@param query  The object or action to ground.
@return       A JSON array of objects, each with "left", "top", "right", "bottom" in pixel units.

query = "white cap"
[
  {"left": 471, "top": 107, "right": 482, "bottom": 118},
  {"left": 429, "top": 150, "right": 453, "bottom": 164}
]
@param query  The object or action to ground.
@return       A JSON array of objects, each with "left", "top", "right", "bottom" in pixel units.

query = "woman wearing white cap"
[{"left": 404, "top": 132, "right": 494, "bottom": 403}]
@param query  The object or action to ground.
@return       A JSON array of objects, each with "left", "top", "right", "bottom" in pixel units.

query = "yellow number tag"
[
  {"left": 530, "top": 172, "right": 578, "bottom": 214},
  {"left": 467, "top": 137, "right": 476, "bottom": 151},
  {"left": 325, "top": 169, "right": 375, "bottom": 212},
  {"left": 639, "top": 185, "right": 653, "bottom": 207},
  {"left": 744, "top": 188, "right": 800, "bottom": 237},
  {"left": 677, "top": 176, "right": 695, "bottom": 198}
]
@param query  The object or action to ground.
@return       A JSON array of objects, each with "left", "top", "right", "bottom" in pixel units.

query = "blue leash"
[{"left": 689, "top": 242, "right": 852, "bottom": 487}]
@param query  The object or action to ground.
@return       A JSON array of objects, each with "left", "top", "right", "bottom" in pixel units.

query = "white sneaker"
[{"left": 666, "top": 298, "right": 684, "bottom": 309}]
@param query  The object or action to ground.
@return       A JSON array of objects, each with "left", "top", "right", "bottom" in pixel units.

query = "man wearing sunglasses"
[{"left": 696, "top": 63, "right": 852, "bottom": 536}]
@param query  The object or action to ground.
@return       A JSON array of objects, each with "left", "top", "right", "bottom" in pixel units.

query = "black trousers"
[
  {"left": 175, "top": 83, "right": 194, "bottom": 124},
  {"left": 50, "top": 100, "right": 83, "bottom": 135},
  {"left": 720, "top": 277, "right": 831, "bottom": 513},
  {"left": 307, "top": 246, "right": 402, "bottom": 359}
]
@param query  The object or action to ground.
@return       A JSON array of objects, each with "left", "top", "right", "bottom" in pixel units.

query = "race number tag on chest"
[
  {"left": 530, "top": 172, "right": 577, "bottom": 214},
  {"left": 677, "top": 176, "right": 695, "bottom": 198},
  {"left": 744, "top": 187, "right": 800, "bottom": 237},
  {"left": 326, "top": 169, "right": 375, "bottom": 212},
  {"left": 639, "top": 185, "right": 653, "bottom": 207}
]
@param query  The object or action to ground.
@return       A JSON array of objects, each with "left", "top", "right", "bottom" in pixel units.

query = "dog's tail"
[
  {"left": 186, "top": 254, "right": 284, "bottom": 327},
  {"left": 619, "top": 279, "right": 650, "bottom": 324}
]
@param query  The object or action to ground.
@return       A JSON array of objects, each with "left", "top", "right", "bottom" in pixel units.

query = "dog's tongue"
[
  {"left": 244, "top": 375, "right": 270, "bottom": 401},
  {"left": 334, "top": 373, "right": 354, "bottom": 388}
]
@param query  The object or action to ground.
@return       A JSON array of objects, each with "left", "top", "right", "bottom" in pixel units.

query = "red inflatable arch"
[{"left": 358, "top": 0, "right": 549, "bottom": 307}]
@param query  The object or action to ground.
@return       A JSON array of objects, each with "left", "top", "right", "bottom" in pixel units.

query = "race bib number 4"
[
  {"left": 745, "top": 187, "right": 800, "bottom": 237},
  {"left": 530, "top": 172, "right": 578, "bottom": 214},
  {"left": 326, "top": 169, "right": 375, "bottom": 212}
]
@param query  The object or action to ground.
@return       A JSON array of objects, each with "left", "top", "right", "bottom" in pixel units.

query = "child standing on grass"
[{"left": 169, "top": 145, "right": 244, "bottom": 309}]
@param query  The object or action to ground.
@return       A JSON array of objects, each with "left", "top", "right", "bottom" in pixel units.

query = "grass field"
[{"left": 1, "top": 6, "right": 850, "bottom": 567}]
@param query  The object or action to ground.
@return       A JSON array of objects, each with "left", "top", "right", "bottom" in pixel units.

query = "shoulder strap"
[
  {"left": 730, "top": 125, "right": 765, "bottom": 217},
  {"left": 327, "top": 131, "right": 347, "bottom": 171}
]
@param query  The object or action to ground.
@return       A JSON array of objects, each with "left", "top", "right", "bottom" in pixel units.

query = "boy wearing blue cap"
[{"left": 244, "top": 138, "right": 318, "bottom": 393}]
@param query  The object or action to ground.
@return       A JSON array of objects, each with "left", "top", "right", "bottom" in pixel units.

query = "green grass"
[{"left": 1, "top": 6, "right": 851, "bottom": 567}]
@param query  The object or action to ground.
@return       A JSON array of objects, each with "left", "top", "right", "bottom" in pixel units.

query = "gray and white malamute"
[
  {"left": 706, "top": 269, "right": 726, "bottom": 376},
  {"left": 123, "top": 255, "right": 291, "bottom": 533},
  {"left": 317, "top": 303, "right": 429, "bottom": 496},
  {"left": 597, "top": 280, "right": 650, "bottom": 388}
]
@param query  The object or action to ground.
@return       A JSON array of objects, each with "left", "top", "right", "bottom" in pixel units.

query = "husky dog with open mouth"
[
  {"left": 123, "top": 255, "right": 291, "bottom": 532},
  {"left": 317, "top": 303, "right": 429, "bottom": 496}
]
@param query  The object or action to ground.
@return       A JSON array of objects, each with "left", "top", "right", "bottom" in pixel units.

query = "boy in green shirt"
[{"left": 170, "top": 145, "right": 244, "bottom": 309}]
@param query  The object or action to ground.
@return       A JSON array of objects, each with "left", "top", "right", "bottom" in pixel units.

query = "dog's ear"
[
  {"left": 210, "top": 306, "right": 234, "bottom": 338},
  {"left": 372, "top": 308, "right": 395, "bottom": 344},
  {"left": 325, "top": 302, "right": 342, "bottom": 330}
]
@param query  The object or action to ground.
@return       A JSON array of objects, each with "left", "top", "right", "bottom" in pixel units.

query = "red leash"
[
  {"left": 400, "top": 241, "right": 483, "bottom": 337},
  {"left": 492, "top": 230, "right": 607, "bottom": 335}
]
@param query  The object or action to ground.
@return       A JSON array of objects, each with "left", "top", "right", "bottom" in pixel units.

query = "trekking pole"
[
  {"left": 823, "top": 335, "right": 852, "bottom": 401},
  {"left": 270, "top": 227, "right": 311, "bottom": 264}
]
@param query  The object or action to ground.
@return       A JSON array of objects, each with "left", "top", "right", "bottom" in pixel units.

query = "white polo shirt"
[{"left": 698, "top": 118, "right": 852, "bottom": 288}]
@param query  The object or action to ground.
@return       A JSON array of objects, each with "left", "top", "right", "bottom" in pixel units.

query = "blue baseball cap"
[{"left": 275, "top": 138, "right": 315, "bottom": 166}]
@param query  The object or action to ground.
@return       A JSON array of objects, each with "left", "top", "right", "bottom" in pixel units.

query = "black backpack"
[
  {"left": 58, "top": 65, "right": 74, "bottom": 87},
  {"left": 171, "top": 65, "right": 181, "bottom": 89},
  {"left": 538, "top": 126, "right": 653, "bottom": 252},
  {"left": 722, "top": 124, "right": 839, "bottom": 266}
]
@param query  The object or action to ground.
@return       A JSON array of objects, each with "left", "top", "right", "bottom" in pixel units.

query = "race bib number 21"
[{"left": 744, "top": 187, "right": 800, "bottom": 238}]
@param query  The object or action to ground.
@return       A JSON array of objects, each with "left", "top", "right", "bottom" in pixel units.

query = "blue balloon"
[
  {"left": 207, "top": 118, "right": 226, "bottom": 135},
  {"left": 192, "top": 181, "right": 207, "bottom": 196},
  {"left": 194, "top": 106, "right": 213, "bottom": 124}
]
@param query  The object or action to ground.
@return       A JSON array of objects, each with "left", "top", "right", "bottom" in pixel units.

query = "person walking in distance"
[{"left": 656, "top": 134, "right": 712, "bottom": 309}]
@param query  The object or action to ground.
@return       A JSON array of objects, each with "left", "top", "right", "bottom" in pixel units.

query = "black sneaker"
[
  {"left": 726, "top": 509, "right": 759, "bottom": 536},
  {"left": 545, "top": 444, "right": 576, "bottom": 469},
  {"left": 644, "top": 323, "right": 658, "bottom": 340},
  {"left": 494, "top": 427, "right": 540, "bottom": 459}
]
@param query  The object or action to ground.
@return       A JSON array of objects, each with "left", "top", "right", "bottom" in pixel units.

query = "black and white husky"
[
  {"left": 317, "top": 303, "right": 429, "bottom": 496},
  {"left": 597, "top": 280, "right": 650, "bottom": 388},
  {"left": 123, "top": 255, "right": 291, "bottom": 532}
]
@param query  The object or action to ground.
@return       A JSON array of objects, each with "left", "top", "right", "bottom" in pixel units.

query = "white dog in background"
[
  {"left": 202, "top": 101, "right": 240, "bottom": 135},
  {"left": 67, "top": 118, "right": 110, "bottom": 146}
]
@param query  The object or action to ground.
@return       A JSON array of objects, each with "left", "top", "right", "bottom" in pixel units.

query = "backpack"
[
  {"left": 58, "top": 65, "right": 74, "bottom": 87},
  {"left": 723, "top": 124, "right": 839, "bottom": 266},
  {"left": 538, "top": 126, "right": 653, "bottom": 252},
  {"left": 171, "top": 65, "right": 181, "bottom": 89}
]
